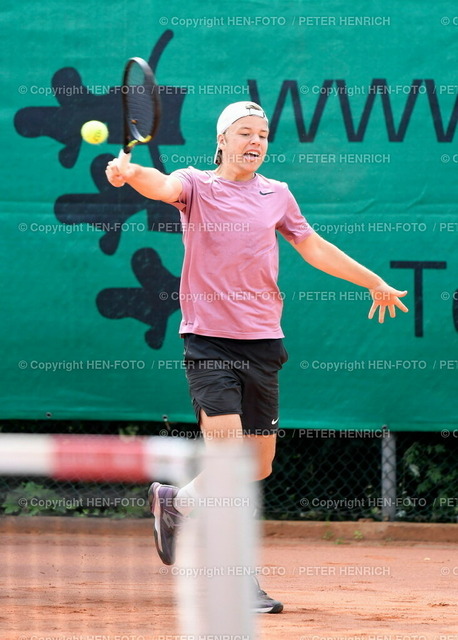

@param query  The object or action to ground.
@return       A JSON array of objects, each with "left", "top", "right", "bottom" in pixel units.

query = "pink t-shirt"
[{"left": 171, "top": 167, "right": 314, "bottom": 339}]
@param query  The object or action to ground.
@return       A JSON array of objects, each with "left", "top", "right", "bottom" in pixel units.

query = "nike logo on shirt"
[
  {"left": 259, "top": 191, "right": 274, "bottom": 195},
  {"left": 271, "top": 417, "right": 279, "bottom": 425}
]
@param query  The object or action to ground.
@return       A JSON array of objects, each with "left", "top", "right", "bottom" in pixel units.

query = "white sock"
[{"left": 174, "top": 478, "right": 200, "bottom": 516}]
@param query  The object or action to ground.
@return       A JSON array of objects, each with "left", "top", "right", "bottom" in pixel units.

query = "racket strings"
[{"left": 125, "top": 65, "right": 157, "bottom": 142}]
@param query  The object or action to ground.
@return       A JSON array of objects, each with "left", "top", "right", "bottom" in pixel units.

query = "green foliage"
[
  {"left": 400, "top": 443, "right": 458, "bottom": 522},
  {"left": 2, "top": 481, "right": 68, "bottom": 516},
  {"left": 1, "top": 480, "right": 148, "bottom": 518}
]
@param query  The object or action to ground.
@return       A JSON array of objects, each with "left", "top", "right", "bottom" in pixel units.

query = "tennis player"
[{"left": 105, "top": 101, "right": 408, "bottom": 613}]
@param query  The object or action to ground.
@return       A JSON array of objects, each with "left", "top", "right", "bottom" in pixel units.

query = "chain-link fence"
[
  {"left": 264, "top": 429, "right": 458, "bottom": 522},
  {"left": 0, "top": 421, "right": 457, "bottom": 522}
]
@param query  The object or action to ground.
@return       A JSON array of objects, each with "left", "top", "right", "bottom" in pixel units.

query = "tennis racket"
[{"left": 117, "top": 56, "right": 161, "bottom": 172}]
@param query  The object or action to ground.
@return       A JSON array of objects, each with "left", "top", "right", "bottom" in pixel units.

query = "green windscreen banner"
[{"left": 2, "top": 1, "right": 457, "bottom": 430}]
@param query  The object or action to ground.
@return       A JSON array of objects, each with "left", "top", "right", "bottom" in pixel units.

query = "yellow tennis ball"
[{"left": 81, "top": 120, "right": 109, "bottom": 145}]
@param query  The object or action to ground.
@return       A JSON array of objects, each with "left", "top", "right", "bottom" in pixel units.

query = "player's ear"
[{"left": 217, "top": 133, "right": 227, "bottom": 148}]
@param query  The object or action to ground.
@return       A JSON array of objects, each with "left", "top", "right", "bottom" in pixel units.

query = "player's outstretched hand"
[
  {"left": 105, "top": 158, "right": 135, "bottom": 188},
  {"left": 368, "top": 283, "right": 408, "bottom": 323}
]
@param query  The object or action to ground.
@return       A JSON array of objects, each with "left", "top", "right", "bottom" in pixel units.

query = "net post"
[
  {"left": 177, "top": 439, "right": 258, "bottom": 639},
  {"left": 381, "top": 426, "right": 397, "bottom": 521}
]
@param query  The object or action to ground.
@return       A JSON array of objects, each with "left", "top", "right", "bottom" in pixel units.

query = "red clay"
[{"left": 1, "top": 517, "right": 457, "bottom": 640}]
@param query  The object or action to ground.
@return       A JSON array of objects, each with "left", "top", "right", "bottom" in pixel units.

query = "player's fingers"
[
  {"left": 394, "top": 298, "right": 409, "bottom": 313},
  {"left": 368, "top": 302, "right": 377, "bottom": 320},
  {"left": 106, "top": 159, "right": 123, "bottom": 173},
  {"left": 378, "top": 304, "right": 386, "bottom": 323},
  {"left": 105, "top": 168, "right": 125, "bottom": 188},
  {"left": 110, "top": 161, "right": 133, "bottom": 182},
  {"left": 388, "top": 304, "right": 396, "bottom": 318},
  {"left": 105, "top": 161, "right": 127, "bottom": 187}
]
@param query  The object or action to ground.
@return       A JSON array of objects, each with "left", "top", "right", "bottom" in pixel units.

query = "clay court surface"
[{"left": 1, "top": 517, "right": 457, "bottom": 640}]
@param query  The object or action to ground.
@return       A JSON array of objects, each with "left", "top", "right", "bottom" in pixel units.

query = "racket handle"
[{"left": 117, "top": 149, "right": 131, "bottom": 173}]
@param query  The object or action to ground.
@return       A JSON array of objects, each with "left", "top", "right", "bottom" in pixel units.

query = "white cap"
[{"left": 214, "top": 101, "right": 268, "bottom": 164}]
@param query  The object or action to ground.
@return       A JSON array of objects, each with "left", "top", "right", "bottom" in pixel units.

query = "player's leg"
[
  {"left": 183, "top": 411, "right": 275, "bottom": 488},
  {"left": 148, "top": 411, "right": 243, "bottom": 565},
  {"left": 237, "top": 431, "right": 283, "bottom": 613},
  {"left": 172, "top": 415, "right": 277, "bottom": 506},
  {"left": 244, "top": 431, "right": 277, "bottom": 480},
  {"left": 196, "top": 415, "right": 282, "bottom": 614},
  {"left": 164, "top": 413, "right": 276, "bottom": 498},
  {"left": 171, "top": 410, "right": 244, "bottom": 508}
]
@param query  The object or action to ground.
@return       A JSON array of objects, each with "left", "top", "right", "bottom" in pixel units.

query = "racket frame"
[{"left": 118, "top": 56, "right": 161, "bottom": 172}]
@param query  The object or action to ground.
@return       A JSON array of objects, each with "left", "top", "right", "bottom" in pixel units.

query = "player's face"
[{"left": 218, "top": 116, "right": 269, "bottom": 174}]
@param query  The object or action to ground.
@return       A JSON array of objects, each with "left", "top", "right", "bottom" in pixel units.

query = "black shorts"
[{"left": 183, "top": 333, "right": 288, "bottom": 435}]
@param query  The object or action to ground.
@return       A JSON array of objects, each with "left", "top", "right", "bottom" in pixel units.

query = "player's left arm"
[{"left": 292, "top": 232, "right": 408, "bottom": 323}]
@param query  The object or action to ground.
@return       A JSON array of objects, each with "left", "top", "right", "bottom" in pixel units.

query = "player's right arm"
[{"left": 105, "top": 159, "right": 182, "bottom": 203}]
